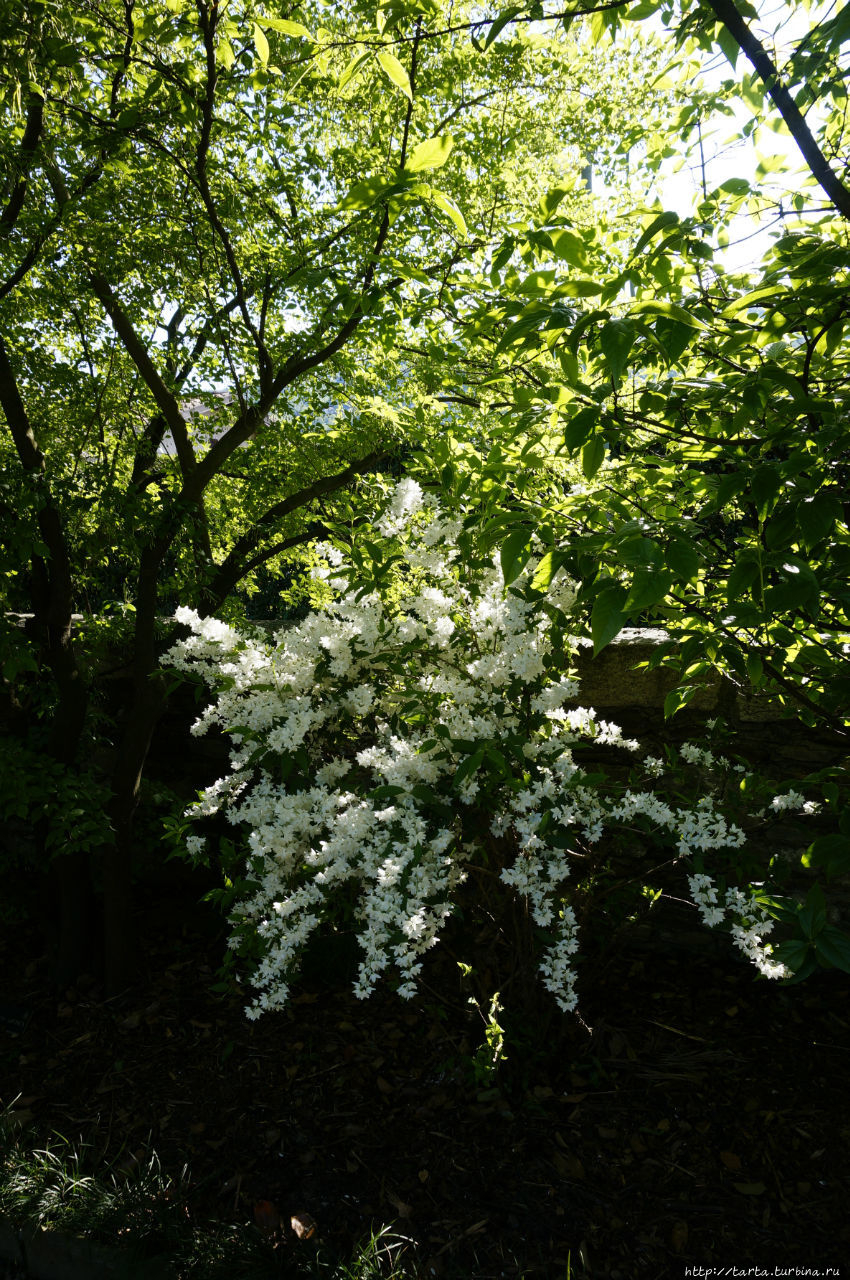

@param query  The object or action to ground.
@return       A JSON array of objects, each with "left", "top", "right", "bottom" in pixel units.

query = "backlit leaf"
[
  {"left": 405, "top": 135, "right": 454, "bottom": 172},
  {"left": 253, "top": 23, "right": 270, "bottom": 63},
  {"left": 599, "top": 319, "right": 635, "bottom": 379},
  {"left": 376, "top": 50, "right": 413, "bottom": 101},
  {"left": 582, "top": 434, "right": 605, "bottom": 479},
  {"left": 484, "top": 6, "right": 523, "bottom": 48},
  {"left": 263, "top": 17, "right": 312, "bottom": 38},
  {"left": 430, "top": 188, "right": 467, "bottom": 237}
]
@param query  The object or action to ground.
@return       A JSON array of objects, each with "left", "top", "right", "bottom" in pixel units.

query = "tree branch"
[
  {"left": 194, "top": 0, "right": 274, "bottom": 387},
  {"left": 0, "top": 91, "right": 45, "bottom": 236},
  {"left": 88, "top": 270, "right": 197, "bottom": 480},
  {"left": 202, "top": 448, "right": 391, "bottom": 607},
  {"left": 0, "top": 336, "right": 73, "bottom": 633},
  {"left": 706, "top": 0, "right": 850, "bottom": 219}
]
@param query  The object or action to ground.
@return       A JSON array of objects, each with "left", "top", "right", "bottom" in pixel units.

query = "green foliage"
[
  {"left": 457, "top": 963, "right": 508, "bottom": 1084},
  {"left": 2, "top": 0, "right": 850, "bottom": 993},
  {"left": 435, "top": 211, "right": 850, "bottom": 731},
  {"left": 0, "top": 738, "right": 113, "bottom": 856}
]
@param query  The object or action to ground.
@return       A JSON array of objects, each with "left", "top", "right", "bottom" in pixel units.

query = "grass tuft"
[{"left": 0, "top": 1109, "right": 427, "bottom": 1278}]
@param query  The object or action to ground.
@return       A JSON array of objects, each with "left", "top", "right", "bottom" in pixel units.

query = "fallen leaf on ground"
[{"left": 291, "top": 1210, "right": 317, "bottom": 1239}]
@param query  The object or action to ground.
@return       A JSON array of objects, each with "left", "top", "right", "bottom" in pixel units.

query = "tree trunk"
[
  {"left": 38, "top": 615, "right": 93, "bottom": 987},
  {"left": 102, "top": 668, "right": 168, "bottom": 994},
  {"left": 0, "top": 335, "right": 94, "bottom": 985},
  {"left": 101, "top": 545, "right": 169, "bottom": 995}
]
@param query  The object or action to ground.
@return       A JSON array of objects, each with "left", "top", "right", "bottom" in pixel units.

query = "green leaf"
[
  {"left": 599, "top": 319, "right": 635, "bottom": 380},
  {"left": 624, "top": 0, "right": 663, "bottom": 18},
  {"left": 453, "top": 748, "right": 486, "bottom": 789},
  {"left": 654, "top": 317, "right": 695, "bottom": 364},
  {"left": 763, "top": 505, "right": 797, "bottom": 551},
  {"left": 772, "top": 938, "right": 814, "bottom": 974},
  {"left": 405, "top": 135, "right": 454, "bottom": 173},
  {"left": 617, "top": 535, "right": 663, "bottom": 568},
  {"left": 814, "top": 927, "right": 850, "bottom": 974},
  {"left": 750, "top": 465, "right": 781, "bottom": 517},
  {"left": 665, "top": 539, "right": 700, "bottom": 582},
  {"left": 376, "top": 50, "right": 413, "bottom": 101},
  {"left": 630, "top": 210, "right": 678, "bottom": 258},
  {"left": 717, "top": 176, "right": 751, "bottom": 196},
  {"left": 538, "top": 187, "right": 569, "bottom": 218},
  {"left": 494, "top": 309, "right": 545, "bottom": 355},
  {"left": 798, "top": 882, "right": 827, "bottom": 940},
  {"left": 549, "top": 228, "right": 589, "bottom": 267},
  {"left": 663, "top": 684, "right": 698, "bottom": 718},
  {"left": 591, "top": 584, "right": 627, "bottom": 654},
  {"left": 582, "top": 434, "right": 605, "bottom": 479},
  {"left": 560, "top": 278, "right": 604, "bottom": 298},
  {"left": 429, "top": 188, "right": 467, "bottom": 237},
  {"left": 483, "top": 6, "right": 523, "bottom": 49},
  {"left": 624, "top": 568, "right": 672, "bottom": 613},
  {"left": 716, "top": 22, "right": 739, "bottom": 68},
  {"left": 253, "top": 23, "right": 270, "bottom": 63},
  {"left": 629, "top": 299, "right": 705, "bottom": 329},
  {"left": 806, "top": 833, "right": 850, "bottom": 878},
  {"left": 263, "top": 17, "right": 312, "bottom": 38},
  {"left": 726, "top": 554, "right": 759, "bottom": 600},
  {"left": 500, "top": 528, "right": 533, "bottom": 585},
  {"left": 564, "top": 406, "right": 597, "bottom": 452},
  {"left": 746, "top": 653, "right": 763, "bottom": 685},
  {"left": 796, "top": 493, "right": 840, "bottom": 549},
  {"left": 763, "top": 557, "right": 820, "bottom": 616},
  {"left": 341, "top": 176, "right": 394, "bottom": 209},
  {"left": 530, "top": 549, "right": 568, "bottom": 594},
  {"left": 722, "top": 285, "right": 782, "bottom": 318},
  {"left": 338, "top": 51, "right": 370, "bottom": 88}
]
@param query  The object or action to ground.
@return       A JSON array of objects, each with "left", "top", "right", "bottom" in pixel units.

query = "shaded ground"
[{"left": 1, "top": 882, "right": 849, "bottom": 1280}]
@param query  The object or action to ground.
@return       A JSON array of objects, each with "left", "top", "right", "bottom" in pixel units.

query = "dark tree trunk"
[
  {"left": 0, "top": 335, "right": 95, "bottom": 985},
  {"left": 102, "top": 668, "right": 168, "bottom": 994},
  {"left": 40, "top": 623, "right": 94, "bottom": 985},
  {"left": 101, "top": 545, "right": 168, "bottom": 995}
]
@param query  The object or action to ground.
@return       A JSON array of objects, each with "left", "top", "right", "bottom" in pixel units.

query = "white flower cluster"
[
  {"left": 679, "top": 741, "right": 730, "bottom": 770},
  {"left": 165, "top": 481, "right": 788, "bottom": 1019},
  {"left": 770, "top": 790, "right": 820, "bottom": 814},
  {"left": 688, "top": 873, "right": 789, "bottom": 979}
]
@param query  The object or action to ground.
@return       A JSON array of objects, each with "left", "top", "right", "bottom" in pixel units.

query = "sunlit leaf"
[
  {"left": 429, "top": 188, "right": 467, "bottom": 236},
  {"left": 253, "top": 23, "right": 270, "bottom": 63},
  {"left": 376, "top": 50, "right": 413, "bottom": 101},
  {"left": 405, "top": 135, "right": 454, "bottom": 172}
]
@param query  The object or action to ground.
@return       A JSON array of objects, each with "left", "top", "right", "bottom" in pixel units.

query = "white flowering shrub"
[{"left": 164, "top": 480, "right": 795, "bottom": 1020}]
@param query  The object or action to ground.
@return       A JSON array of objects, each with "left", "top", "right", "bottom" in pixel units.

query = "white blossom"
[{"left": 163, "top": 480, "right": 802, "bottom": 1020}]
